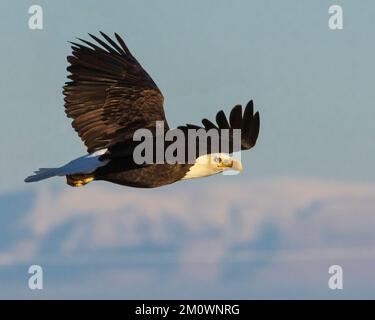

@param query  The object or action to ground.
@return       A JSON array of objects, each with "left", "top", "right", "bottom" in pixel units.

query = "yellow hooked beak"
[
  {"left": 231, "top": 159, "right": 243, "bottom": 172},
  {"left": 218, "top": 159, "right": 243, "bottom": 172}
]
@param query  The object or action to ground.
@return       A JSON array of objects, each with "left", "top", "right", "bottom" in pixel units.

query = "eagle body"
[
  {"left": 94, "top": 158, "right": 192, "bottom": 188},
  {"left": 25, "top": 32, "right": 260, "bottom": 188}
]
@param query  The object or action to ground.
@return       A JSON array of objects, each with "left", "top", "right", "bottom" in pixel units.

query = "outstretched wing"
[
  {"left": 63, "top": 32, "right": 168, "bottom": 153},
  {"left": 179, "top": 100, "right": 260, "bottom": 155}
]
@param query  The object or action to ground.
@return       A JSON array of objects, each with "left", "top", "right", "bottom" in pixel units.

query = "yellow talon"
[
  {"left": 66, "top": 175, "right": 94, "bottom": 187},
  {"left": 82, "top": 177, "right": 94, "bottom": 184}
]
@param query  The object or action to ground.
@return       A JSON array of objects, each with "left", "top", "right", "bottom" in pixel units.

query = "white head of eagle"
[
  {"left": 24, "top": 32, "right": 260, "bottom": 188},
  {"left": 182, "top": 153, "right": 243, "bottom": 180}
]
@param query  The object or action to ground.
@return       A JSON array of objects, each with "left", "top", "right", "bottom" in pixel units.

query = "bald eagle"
[{"left": 25, "top": 32, "right": 260, "bottom": 188}]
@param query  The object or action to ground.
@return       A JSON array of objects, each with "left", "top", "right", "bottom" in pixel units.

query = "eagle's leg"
[{"left": 66, "top": 174, "right": 94, "bottom": 187}]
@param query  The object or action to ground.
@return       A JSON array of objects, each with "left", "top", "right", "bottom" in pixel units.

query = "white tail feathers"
[
  {"left": 24, "top": 149, "right": 109, "bottom": 183},
  {"left": 25, "top": 167, "right": 65, "bottom": 182}
]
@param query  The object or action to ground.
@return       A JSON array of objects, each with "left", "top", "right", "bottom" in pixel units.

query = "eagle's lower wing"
[
  {"left": 63, "top": 32, "right": 168, "bottom": 153},
  {"left": 180, "top": 100, "right": 260, "bottom": 153}
]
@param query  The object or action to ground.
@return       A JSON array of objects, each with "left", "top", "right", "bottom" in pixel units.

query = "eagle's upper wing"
[
  {"left": 63, "top": 32, "right": 168, "bottom": 153},
  {"left": 179, "top": 100, "right": 260, "bottom": 154}
]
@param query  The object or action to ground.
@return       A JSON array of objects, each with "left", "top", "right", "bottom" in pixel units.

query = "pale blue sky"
[{"left": 0, "top": 0, "right": 374, "bottom": 193}]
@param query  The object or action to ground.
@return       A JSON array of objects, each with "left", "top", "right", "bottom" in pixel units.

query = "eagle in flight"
[{"left": 25, "top": 32, "right": 260, "bottom": 188}]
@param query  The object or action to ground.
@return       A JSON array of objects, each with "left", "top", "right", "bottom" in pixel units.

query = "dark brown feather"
[
  {"left": 63, "top": 32, "right": 168, "bottom": 153},
  {"left": 216, "top": 110, "right": 230, "bottom": 129},
  {"left": 191, "top": 100, "right": 261, "bottom": 153},
  {"left": 229, "top": 104, "right": 242, "bottom": 129},
  {"left": 201, "top": 118, "right": 218, "bottom": 130}
]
